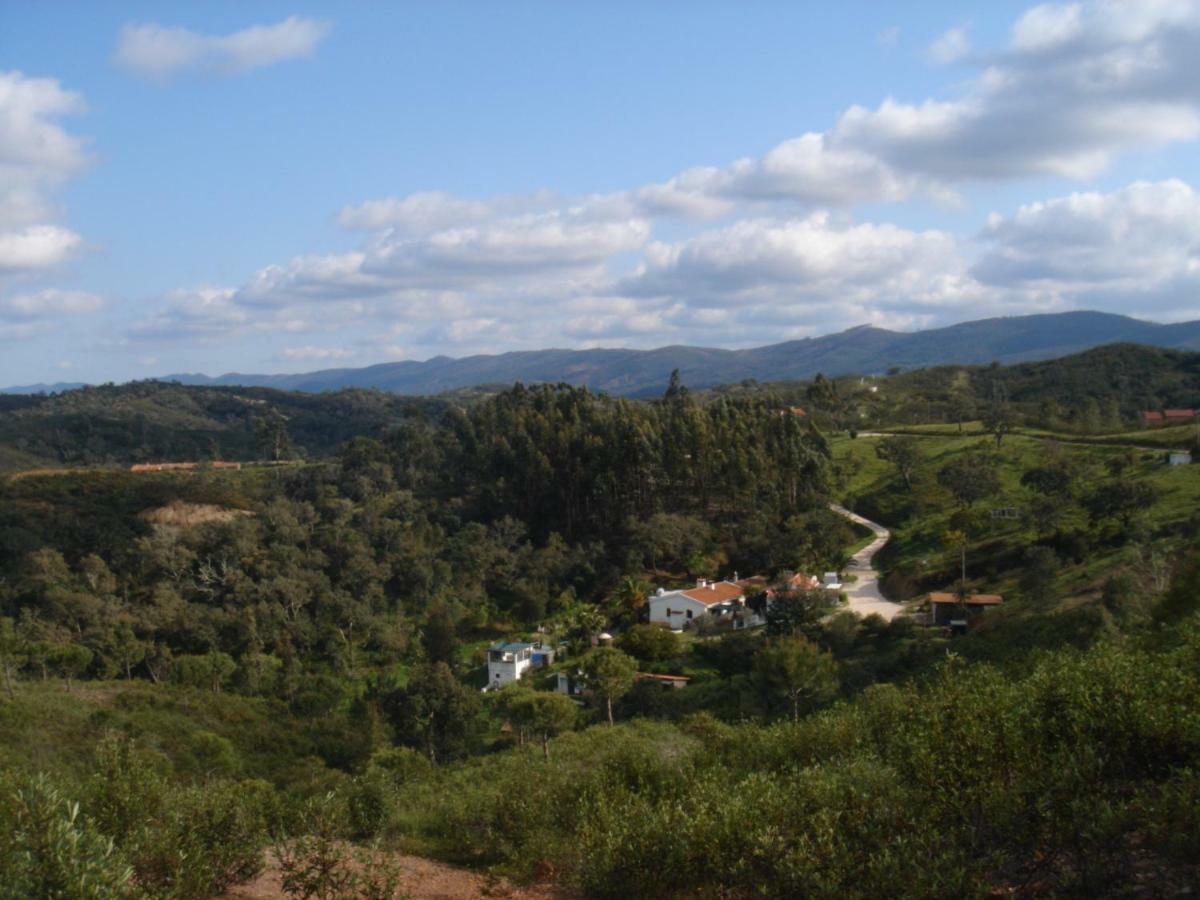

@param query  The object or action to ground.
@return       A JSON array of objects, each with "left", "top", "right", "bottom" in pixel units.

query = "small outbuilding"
[
  {"left": 635, "top": 672, "right": 690, "bottom": 690},
  {"left": 928, "top": 592, "right": 1004, "bottom": 628},
  {"left": 1169, "top": 451, "right": 1193, "bottom": 466}
]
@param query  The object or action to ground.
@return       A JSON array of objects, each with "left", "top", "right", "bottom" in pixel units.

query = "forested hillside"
[
  {"left": 0, "top": 381, "right": 844, "bottom": 701},
  {"left": 0, "top": 382, "right": 442, "bottom": 470},
  {"left": 4, "top": 342, "right": 1199, "bottom": 476},
  {"left": 748, "top": 343, "right": 1200, "bottom": 436}
]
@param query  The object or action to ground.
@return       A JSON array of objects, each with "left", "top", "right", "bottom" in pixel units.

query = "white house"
[
  {"left": 648, "top": 579, "right": 747, "bottom": 631},
  {"left": 485, "top": 641, "right": 556, "bottom": 690},
  {"left": 1169, "top": 451, "right": 1193, "bottom": 466},
  {"left": 486, "top": 642, "right": 535, "bottom": 688}
]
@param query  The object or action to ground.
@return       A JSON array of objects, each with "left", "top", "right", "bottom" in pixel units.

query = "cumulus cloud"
[
  {"left": 339, "top": 0, "right": 1200, "bottom": 234},
  {"left": 0, "top": 70, "right": 88, "bottom": 271},
  {"left": 973, "top": 179, "right": 1200, "bottom": 314},
  {"left": 364, "top": 214, "right": 650, "bottom": 281},
  {"left": 238, "top": 252, "right": 381, "bottom": 307},
  {"left": 928, "top": 25, "right": 971, "bottom": 63},
  {"left": 130, "top": 287, "right": 247, "bottom": 340},
  {"left": 635, "top": 0, "right": 1200, "bottom": 206},
  {"left": 0, "top": 288, "right": 102, "bottom": 319},
  {"left": 336, "top": 191, "right": 560, "bottom": 233},
  {"left": 0, "top": 225, "right": 82, "bottom": 270},
  {"left": 836, "top": 1, "right": 1200, "bottom": 182},
  {"left": 624, "top": 213, "right": 982, "bottom": 316},
  {"left": 114, "top": 16, "right": 331, "bottom": 80}
]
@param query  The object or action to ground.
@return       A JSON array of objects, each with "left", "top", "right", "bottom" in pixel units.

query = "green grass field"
[{"left": 833, "top": 430, "right": 1200, "bottom": 607}]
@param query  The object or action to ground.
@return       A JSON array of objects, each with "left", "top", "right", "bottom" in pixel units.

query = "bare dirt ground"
[
  {"left": 222, "top": 853, "right": 570, "bottom": 900},
  {"left": 140, "top": 500, "right": 254, "bottom": 529}
]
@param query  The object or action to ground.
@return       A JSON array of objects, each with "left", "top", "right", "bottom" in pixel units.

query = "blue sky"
[{"left": 2, "top": 1, "right": 1200, "bottom": 385}]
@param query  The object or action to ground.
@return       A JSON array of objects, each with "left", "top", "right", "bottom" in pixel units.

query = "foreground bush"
[
  {"left": 0, "top": 774, "right": 138, "bottom": 899},
  {"left": 386, "top": 631, "right": 1200, "bottom": 896}
]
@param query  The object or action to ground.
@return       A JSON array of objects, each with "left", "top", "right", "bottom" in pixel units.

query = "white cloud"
[
  {"left": 339, "top": 192, "right": 491, "bottom": 232},
  {"left": 1010, "top": 2, "right": 1085, "bottom": 52},
  {"left": 130, "top": 286, "right": 247, "bottom": 340},
  {"left": 278, "top": 345, "right": 355, "bottom": 362},
  {"left": 631, "top": 0, "right": 1200, "bottom": 207},
  {"left": 973, "top": 179, "right": 1200, "bottom": 314},
  {"left": 928, "top": 25, "right": 971, "bottom": 64},
  {"left": 0, "top": 70, "right": 89, "bottom": 271},
  {"left": 336, "top": 0, "right": 1200, "bottom": 229},
  {"left": 835, "top": 0, "right": 1200, "bottom": 181},
  {"left": 0, "top": 288, "right": 102, "bottom": 319},
  {"left": 0, "top": 224, "right": 81, "bottom": 269},
  {"left": 625, "top": 213, "right": 981, "bottom": 316},
  {"left": 237, "top": 252, "right": 381, "bottom": 307},
  {"left": 114, "top": 16, "right": 331, "bottom": 80},
  {"left": 363, "top": 213, "right": 650, "bottom": 282}
]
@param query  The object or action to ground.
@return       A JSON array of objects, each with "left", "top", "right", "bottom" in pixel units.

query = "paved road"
[{"left": 830, "top": 503, "right": 905, "bottom": 622}]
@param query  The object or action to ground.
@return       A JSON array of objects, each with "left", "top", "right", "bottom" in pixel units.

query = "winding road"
[{"left": 830, "top": 503, "right": 905, "bottom": 622}]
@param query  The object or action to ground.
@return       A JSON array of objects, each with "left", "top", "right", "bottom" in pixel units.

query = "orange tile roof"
[
  {"left": 636, "top": 672, "right": 690, "bottom": 682},
  {"left": 1164, "top": 409, "right": 1196, "bottom": 419},
  {"left": 929, "top": 592, "right": 1004, "bottom": 606},
  {"left": 681, "top": 581, "right": 744, "bottom": 606}
]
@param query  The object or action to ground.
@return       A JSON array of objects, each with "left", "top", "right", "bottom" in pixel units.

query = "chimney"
[{"left": 696, "top": 578, "right": 707, "bottom": 589}]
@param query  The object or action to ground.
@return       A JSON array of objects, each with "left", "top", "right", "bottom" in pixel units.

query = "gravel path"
[{"left": 830, "top": 503, "right": 904, "bottom": 622}]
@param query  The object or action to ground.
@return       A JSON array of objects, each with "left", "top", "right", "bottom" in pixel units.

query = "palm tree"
[{"left": 614, "top": 576, "right": 651, "bottom": 616}]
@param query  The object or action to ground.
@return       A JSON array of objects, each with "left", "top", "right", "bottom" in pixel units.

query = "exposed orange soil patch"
[{"left": 223, "top": 852, "right": 570, "bottom": 900}]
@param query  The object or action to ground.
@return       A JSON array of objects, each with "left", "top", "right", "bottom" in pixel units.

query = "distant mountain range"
[{"left": 6, "top": 311, "right": 1200, "bottom": 397}]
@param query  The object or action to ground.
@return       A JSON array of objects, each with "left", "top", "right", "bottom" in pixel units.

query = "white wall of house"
[
  {"left": 648, "top": 590, "right": 709, "bottom": 631},
  {"left": 487, "top": 646, "right": 533, "bottom": 687}
]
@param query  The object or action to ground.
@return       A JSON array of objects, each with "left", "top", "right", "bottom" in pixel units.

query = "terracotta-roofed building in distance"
[
  {"left": 1141, "top": 409, "right": 1195, "bottom": 427},
  {"left": 648, "top": 578, "right": 747, "bottom": 631},
  {"left": 635, "top": 672, "right": 690, "bottom": 690},
  {"left": 928, "top": 592, "right": 1004, "bottom": 628}
]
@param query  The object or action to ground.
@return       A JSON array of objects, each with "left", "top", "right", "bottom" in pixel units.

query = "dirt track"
[
  {"left": 830, "top": 503, "right": 904, "bottom": 622},
  {"left": 223, "top": 852, "right": 569, "bottom": 900}
]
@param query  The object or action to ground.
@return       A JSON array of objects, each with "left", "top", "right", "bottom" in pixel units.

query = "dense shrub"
[
  {"left": 379, "top": 631, "right": 1200, "bottom": 896},
  {"left": 0, "top": 774, "right": 138, "bottom": 899}
]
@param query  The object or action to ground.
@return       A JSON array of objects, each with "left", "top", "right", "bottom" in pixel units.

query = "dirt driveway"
[{"left": 830, "top": 503, "right": 904, "bottom": 622}]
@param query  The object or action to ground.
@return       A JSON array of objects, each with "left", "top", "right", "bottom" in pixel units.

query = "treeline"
[
  {"left": 0, "top": 380, "right": 441, "bottom": 468},
  {"left": 386, "top": 375, "right": 831, "bottom": 541},
  {"left": 750, "top": 343, "right": 1200, "bottom": 434},
  {"left": 4, "top": 342, "right": 1197, "bottom": 473}
]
